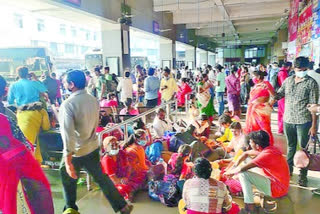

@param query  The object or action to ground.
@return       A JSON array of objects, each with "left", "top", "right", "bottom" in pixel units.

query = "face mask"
[
  {"left": 296, "top": 71, "right": 308, "bottom": 78},
  {"left": 165, "top": 76, "right": 170, "bottom": 80},
  {"left": 138, "top": 140, "right": 147, "bottom": 146},
  {"left": 109, "top": 148, "right": 119, "bottom": 156},
  {"left": 253, "top": 77, "right": 259, "bottom": 84}
]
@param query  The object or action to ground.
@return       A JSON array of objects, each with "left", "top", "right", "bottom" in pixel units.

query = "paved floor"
[{"left": 48, "top": 111, "right": 320, "bottom": 214}]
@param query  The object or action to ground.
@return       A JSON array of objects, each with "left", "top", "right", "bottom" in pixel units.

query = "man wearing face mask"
[
  {"left": 59, "top": 70, "right": 133, "bottom": 214},
  {"left": 274, "top": 56, "right": 319, "bottom": 187},
  {"left": 160, "top": 67, "right": 178, "bottom": 102}
]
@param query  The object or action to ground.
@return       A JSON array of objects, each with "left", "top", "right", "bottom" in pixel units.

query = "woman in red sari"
[
  {"left": 245, "top": 70, "right": 275, "bottom": 145},
  {"left": 177, "top": 78, "right": 192, "bottom": 107},
  {"left": 0, "top": 113, "right": 54, "bottom": 214},
  {"left": 101, "top": 136, "right": 146, "bottom": 201}
]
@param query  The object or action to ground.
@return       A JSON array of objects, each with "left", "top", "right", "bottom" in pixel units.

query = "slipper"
[{"left": 63, "top": 208, "right": 80, "bottom": 214}]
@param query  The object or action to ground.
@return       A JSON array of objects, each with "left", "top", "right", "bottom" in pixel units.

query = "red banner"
[
  {"left": 288, "top": 0, "right": 299, "bottom": 41},
  {"left": 297, "top": 5, "right": 313, "bottom": 46}
]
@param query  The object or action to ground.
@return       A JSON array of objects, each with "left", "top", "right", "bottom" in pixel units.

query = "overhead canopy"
[{"left": 153, "top": 0, "right": 290, "bottom": 46}]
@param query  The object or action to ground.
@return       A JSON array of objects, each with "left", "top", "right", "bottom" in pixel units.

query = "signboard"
[
  {"left": 288, "top": 0, "right": 299, "bottom": 41},
  {"left": 313, "top": 9, "right": 320, "bottom": 39},
  {"left": 296, "top": 4, "right": 313, "bottom": 55},
  {"left": 314, "top": 0, "right": 320, "bottom": 12},
  {"left": 153, "top": 21, "right": 160, "bottom": 34},
  {"left": 63, "top": 0, "right": 81, "bottom": 6}
]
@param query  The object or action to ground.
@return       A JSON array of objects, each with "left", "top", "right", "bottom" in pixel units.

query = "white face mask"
[
  {"left": 296, "top": 71, "right": 308, "bottom": 78},
  {"left": 109, "top": 148, "right": 119, "bottom": 156}
]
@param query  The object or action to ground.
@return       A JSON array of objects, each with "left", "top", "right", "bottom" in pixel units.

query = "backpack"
[
  {"left": 169, "top": 132, "right": 198, "bottom": 152},
  {"left": 145, "top": 141, "right": 164, "bottom": 164},
  {"left": 270, "top": 69, "right": 280, "bottom": 91}
]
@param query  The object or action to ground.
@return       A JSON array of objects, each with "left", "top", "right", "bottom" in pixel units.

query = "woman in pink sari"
[
  {"left": 0, "top": 114, "right": 54, "bottom": 214},
  {"left": 177, "top": 78, "right": 192, "bottom": 107},
  {"left": 245, "top": 70, "right": 275, "bottom": 145}
]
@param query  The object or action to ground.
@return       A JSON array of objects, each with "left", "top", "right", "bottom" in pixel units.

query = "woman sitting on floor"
[
  {"left": 180, "top": 158, "right": 240, "bottom": 214},
  {"left": 190, "top": 114, "right": 211, "bottom": 139},
  {"left": 168, "top": 144, "right": 193, "bottom": 180},
  {"left": 213, "top": 122, "right": 248, "bottom": 170},
  {"left": 124, "top": 129, "right": 150, "bottom": 180},
  {"left": 101, "top": 136, "right": 145, "bottom": 201}
]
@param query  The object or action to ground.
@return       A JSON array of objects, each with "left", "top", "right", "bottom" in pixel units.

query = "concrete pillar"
[
  {"left": 101, "top": 24, "right": 131, "bottom": 76},
  {"left": 208, "top": 52, "right": 216, "bottom": 66},
  {"left": 160, "top": 41, "right": 176, "bottom": 69},
  {"left": 240, "top": 46, "right": 246, "bottom": 63},
  {"left": 200, "top": 51, "right": 208, "bottom": 66},
  {"left": 185, "top": 47, "right": 196, "bottom": 69}
]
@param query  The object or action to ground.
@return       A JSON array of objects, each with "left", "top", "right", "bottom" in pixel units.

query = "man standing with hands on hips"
[{"left": 59, "top": 70, "right": 133, "bottom": 214}]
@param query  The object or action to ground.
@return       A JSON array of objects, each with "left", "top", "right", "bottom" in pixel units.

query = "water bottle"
[{"left": 159, "top": 158, "right": 167, "bottom": 175}]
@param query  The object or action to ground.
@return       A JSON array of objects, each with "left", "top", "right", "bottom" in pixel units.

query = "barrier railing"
[{"left": 98, "top": 99, "right": 179, "bottom": 145}]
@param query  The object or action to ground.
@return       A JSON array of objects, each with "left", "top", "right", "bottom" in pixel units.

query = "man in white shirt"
[
  {"left": 152, "top": 108, "right": 173, "bottom": 137},
  {"left": 117, "top": 70, "right": 133, "bottom": 104},
  {"left": 181, "top": 66, "right": 189, "bottom": 79}
]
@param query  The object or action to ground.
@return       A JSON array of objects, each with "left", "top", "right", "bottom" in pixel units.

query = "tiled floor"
[{"left": 47, "top": 111, "right": 320, "bottom": 214}]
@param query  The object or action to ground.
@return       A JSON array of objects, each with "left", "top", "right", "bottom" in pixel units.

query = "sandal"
[{"left": 260, "top": 195, "right": 277, "bottom": 213}]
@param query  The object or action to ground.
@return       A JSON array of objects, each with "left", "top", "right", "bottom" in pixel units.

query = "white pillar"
[
  {"left": 208, "top": 52, "right": 216, "bottom": 66},
  {"left": 185, "top": 48, "right": 195, "bottom": 69},
  {"left": 200, "top": 51, "right": 208, "bottom": 67},
  {"left": 160, "top": 41, "right": 174, "bottom": 69},
  {"left": 101, "top": 24, "right": 131, "bottom": 76}
]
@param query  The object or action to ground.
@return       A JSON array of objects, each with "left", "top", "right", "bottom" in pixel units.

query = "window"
[
  {"left": 65, "top": 44, "right": 75, "bottom": 54},
  {"left": 71, "top": 26, "right": 77, "bottom": 37},
  {"left": 86, "top": 31, "right": 90, "bottom": 40},
  {"left": 60, "top": 24, "right": 66, "bottom": 35},
  {"left": 50, "top": 42, "right": 58, "bottom": 55},
  {"left": 13, "top": 14, "right": 23, "bottom": 29},
  {"left": 93, "top": 32, "right": 97, "bottom": 41},
  {"left": 37, "top": 19, "right": 45, "bottom": 32}
]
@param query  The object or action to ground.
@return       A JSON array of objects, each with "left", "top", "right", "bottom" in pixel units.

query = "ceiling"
[
  {"left": 0, "top": 0, "right": 119, "bottom": 31},
  {"left": 153, "top": 0, "right": 290, "bottom": 46}
]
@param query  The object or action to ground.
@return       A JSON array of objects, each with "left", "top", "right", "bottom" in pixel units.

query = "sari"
[
  {"left": 125, "top": 144, "right": 148, "bottom": 188},
  {"left": 197, "top": 82, "right": 217, "bottom": 117},
  {"left": 177, "top": 82, "right": 192, "bottom": 106},
  {"left": 0, "top": 114, "right": 54, "bottom": 214},
  {"left": 17, "top": 107, "right": 51, "bottom": 163},
  {"left": 245, "top": 81, "right": 274, "bottom": 145}
]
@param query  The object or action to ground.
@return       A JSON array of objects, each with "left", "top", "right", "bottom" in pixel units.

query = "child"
[
  {"left": 100, "top": 93, "right": 118, "bottom": 107},
  {"left": 216, "top": 114, "right": 233, "bottom": 143}
]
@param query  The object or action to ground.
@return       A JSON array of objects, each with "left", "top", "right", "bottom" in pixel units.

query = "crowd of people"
[{"left": 0, "top": 55, "right": 319, "bottom": 214}]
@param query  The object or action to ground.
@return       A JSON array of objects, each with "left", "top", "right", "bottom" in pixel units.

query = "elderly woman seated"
[
  {"left": 101, "top": 136, "right": 146, "bottom": 202},
  {"left": 180, "top": 158, "right": 240, "bottom": 214}
]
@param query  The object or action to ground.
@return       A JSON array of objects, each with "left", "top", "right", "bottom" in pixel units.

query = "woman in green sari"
[{"left": 196, "top": 73, "right": 217, "bottom": 122}]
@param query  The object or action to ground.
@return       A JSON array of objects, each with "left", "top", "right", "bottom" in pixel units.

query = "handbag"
[{"left": 294, "top": 136, "right": 320, "bottom": 171}]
